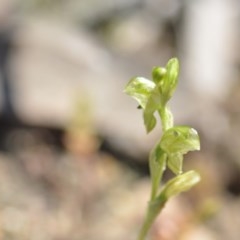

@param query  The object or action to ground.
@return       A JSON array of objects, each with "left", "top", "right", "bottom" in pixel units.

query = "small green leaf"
[
  {"left": 124, "top": 77, "right": 155, "bottom": 109},
  {"left": 136, "top": 170, "right": 201, "bottom": 240},
  {"left": 160, "top": 126, "right": 200, "bottom": 155},
  {"left": 159, "top": 170, "right": 201, "bottom": 200}
]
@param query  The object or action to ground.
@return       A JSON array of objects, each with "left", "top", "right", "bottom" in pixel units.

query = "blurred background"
[{"left": 0, "top": 0, "right": 240, "bottom": 239}]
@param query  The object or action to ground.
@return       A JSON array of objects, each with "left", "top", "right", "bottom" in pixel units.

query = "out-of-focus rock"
[
  {"left": 3, "top": 17, "right": 232, "bottom": 160},
  {"left": 145, "top": 0, "right": 181, "bottom": 20},
  {"left": 210, "top": 196, "right": 240, "bottom": 240},
  {"left": 9, "top": 20, "right": 162, "bottom": 159},
  {"left": 180, "top": 0, "right": 238, "bottom": 100},
  {"left": 19, "top": 0, "right": 143, "bottom": 25}
]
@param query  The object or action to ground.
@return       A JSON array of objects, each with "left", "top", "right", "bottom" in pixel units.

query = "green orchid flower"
[{"left": 124, "top": 58, "right": 179, "bottom": 133}]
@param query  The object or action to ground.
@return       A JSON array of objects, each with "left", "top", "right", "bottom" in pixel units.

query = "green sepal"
[
  {"left": 160, "top": 126, "right": 200, "bottom": 155},
  {"left": 159, "top": 170, "right": 201, "bottom": 200},
  {"left": 143, "top": 87, "right": 162, "bottom": 133},
  {"left": 143, "top": 112, "right": 157, "bottom": 133},
  {"left": 124, "top": 77, "right": 155, "bottom": 109},
  {"left": 160, "top": 126, "right": 200, "bottom": 174},
  {"left": 167, "top": 153, "right": 183, "bottom": 175},
  {"left": 159, "top": 58, "right": 179, "bottom": 105}
]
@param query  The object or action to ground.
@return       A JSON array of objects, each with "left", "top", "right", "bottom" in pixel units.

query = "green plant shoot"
[{"left": 124, "top": 58, "right": 201, "bottom": 240}]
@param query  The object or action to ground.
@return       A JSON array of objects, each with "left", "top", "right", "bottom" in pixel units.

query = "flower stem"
[
  {"left": 158, "top": 107, "right": 173, "bottom": 132},
  {"left": 137, "top": 198, "right": 166, "bottom": 240},
  {"left": 149, "top": 149, "right": 166, "bottom": 201}
]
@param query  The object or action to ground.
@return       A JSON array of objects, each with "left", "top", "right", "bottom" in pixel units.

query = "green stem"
[
  {"left": 149, "top": 150, "right": 167, "bottom": 200},
  {"left": 158, "top": 107, "right": 173, "bottom": 132},
  {"left": 137, "top": 214, "right": 154, "bottom": 240},
  {"left": 137, "top": 198, "right": 166, "bottom": 240},
  {"left": 138, "top": 107, "right": 173, "bottom": 240}
]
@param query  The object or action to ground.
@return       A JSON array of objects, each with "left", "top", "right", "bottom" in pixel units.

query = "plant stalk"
[{"left": 137, "top": 198, "right": 166, "bottom": 240}]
